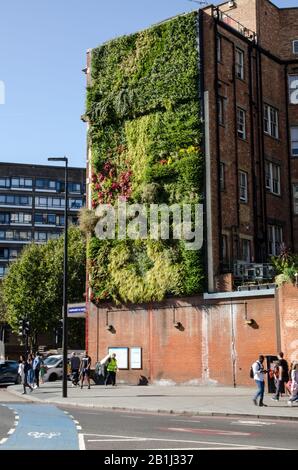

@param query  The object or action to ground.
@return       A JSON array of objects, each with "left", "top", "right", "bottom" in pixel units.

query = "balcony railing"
[
  {"left": 212, "top": 7, "right": 257, "bottom": 43},
  {"left": 233, "top": 262, "right": 275, "bottom": 281}
]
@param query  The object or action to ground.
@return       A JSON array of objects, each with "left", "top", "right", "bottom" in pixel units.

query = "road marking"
[
  {"left": 28, "top": 432, "right": 62, "bottom": 439},
  {"left": 7, "top": 429, "right": 15, "bottom": 435},
  {"left": 78, "top": 433, "right": 85, "bottom": 450},
  {"left": 165, "top": 427, "right": 252, "bottom": 436},
  {"left": 74, "top": 420, "right": 79, "bottom": 424},
  {"left": 0, "top": 404, "right": 79, "bottom": 450},
  {"left": 83, "top": 434, "right": 289, "bottom": 450},
  {"left": 0, "top": 438, "right": 8, "bottom": 445},
  {"left": 76, "top": 426, "right": 82, "bottom": 430},
  {"left": 231, "top": 420, "right": 274, "bottom": 427},
  {"left": 172, "top": 420, "right": 201, "bottom": 424}
]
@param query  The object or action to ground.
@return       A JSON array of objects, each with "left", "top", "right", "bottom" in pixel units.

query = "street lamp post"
[{"left": 48, "top": 156, "right": 68, "bottom": 398}]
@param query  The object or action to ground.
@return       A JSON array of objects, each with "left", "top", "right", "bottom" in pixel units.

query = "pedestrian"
[
  {"left": 80, "top": 351, "right": 91, "bottom": 389},
  {"left": 32, "top": 352, "right": 42, "bottom": 388},
  {"left": 105, "top": 353, "right": 118, "bottom": 387},
  {"left": 288, "top": 361, "right": 298, "bottom": 406},
  {"left": 271, "top": 352, "right": 289, "bottom": 401},
  {"left": 40, "top": 360, "right": 46, "bottom": 384},
  {"left": 18, "top": 355, "right": 33, "bottom": 394},
  {"left": 252, "top": 354, "right": 268, "bottom": 407},
  {"left": 70, "top": 352, "right": 81, "bottom": 387},
  {"left": 27, "top": 353, "right": 35, "bottom": 388}
]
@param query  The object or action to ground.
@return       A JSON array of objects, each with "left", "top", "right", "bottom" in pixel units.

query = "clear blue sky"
[{"left": 0, "top": 0, "right": 295, "bottom": 168}]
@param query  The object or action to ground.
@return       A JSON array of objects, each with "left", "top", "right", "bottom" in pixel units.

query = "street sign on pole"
[{"left": 67, "top": 303, "right": 86, "bottom": 318}]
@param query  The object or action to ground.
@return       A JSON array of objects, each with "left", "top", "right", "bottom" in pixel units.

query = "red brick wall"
[
  {"left": 87, "top": 291, "right": 289, "bottom": 386},
  {"left": 277, "top": 283, "right": 298, "bottom": 364}
]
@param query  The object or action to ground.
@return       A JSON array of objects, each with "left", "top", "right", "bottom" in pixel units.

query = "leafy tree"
[
  {"left": 0, "top": 280, "right": 7, "bottom": 324},
  {"left": 3, "top": 227, "right": 86, "bottom": 344}
]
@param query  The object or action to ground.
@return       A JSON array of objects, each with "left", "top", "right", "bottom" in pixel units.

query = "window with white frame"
[
  {"left": 264, "top": 104, "right": 279, "bottom": 138},
  {"left": 288, "top": 75, "right": 298, "bottom": 104},
  {"left": 293, "top": 184, "right": 298, "bottom": 215},
  {"left": 237, "top": 108, "right": 246, "bottom": 139},
  {"left": 265, "top": 161, "right": 281, "bottom": 195},
  {"left": 239, "top": 171, "right": 248, "bottom": 202},
  {"left": 235, "top": 48, "right": 244, "bottom": 79},
  {"left": 293, "top": 40, "right": 298, "bottom": 54},
  {"left": 10, "top": 212, "right": 32, "bottom": 224},
  {"left": 291, "top": 127, "right": 298, "bottom": 156},
  {"left": 220, "top": 162, "right": 225, "bottom": 190},
  {"left": 268, "top": 224, "right": 283, "bottom": 256}
]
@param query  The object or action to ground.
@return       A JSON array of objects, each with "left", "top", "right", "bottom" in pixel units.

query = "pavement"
[{"left": 7, "top": 381, "right": 298, "bottom": 420}]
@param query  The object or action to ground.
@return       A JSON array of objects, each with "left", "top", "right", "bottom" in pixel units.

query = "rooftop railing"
[{"left": 212, "top": 6, "right": 257, "bottom": 43}]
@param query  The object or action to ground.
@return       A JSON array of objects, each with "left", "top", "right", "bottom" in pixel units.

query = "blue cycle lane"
[{"left": 0, "top": 404, "right": 80, "bottom": 450}]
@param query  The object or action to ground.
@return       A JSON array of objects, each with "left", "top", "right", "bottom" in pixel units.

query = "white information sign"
[
  {"left": 108, "top": 347, "right": 128, "bottom": 369},
  {"left": 130, "top": 347, "right": 142, "bottom": 369}
]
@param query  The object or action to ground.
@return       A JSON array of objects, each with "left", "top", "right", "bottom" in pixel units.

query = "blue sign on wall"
[{"left": 67, "top": 304, "right": 86, "bottom": 318}]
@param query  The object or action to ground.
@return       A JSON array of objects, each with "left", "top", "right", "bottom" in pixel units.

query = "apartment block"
[{"left": 0, "top": 163, "right": 86, "bottom": 278}]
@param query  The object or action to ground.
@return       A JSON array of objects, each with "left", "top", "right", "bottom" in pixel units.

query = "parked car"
[
  {"left": 43, "top": 355, "right": 63, "bottom": 382},
  {"left": 0, "top": 360, "right": 20, "bottom": 385}
]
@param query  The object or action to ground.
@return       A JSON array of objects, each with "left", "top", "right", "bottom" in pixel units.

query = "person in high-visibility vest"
[{"left": 105, "top": 353, "right": 118, "bottom": 386}]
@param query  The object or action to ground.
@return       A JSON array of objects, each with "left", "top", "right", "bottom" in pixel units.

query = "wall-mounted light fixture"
[
  {"left": 172, "top": 307, "right": 184, "bottom": 330},
  {"left": 245, "top": 319, "right": 254, "bottom": 326},
  {"left": 106, "top": 310, "right": 116, "bottom": 333}
]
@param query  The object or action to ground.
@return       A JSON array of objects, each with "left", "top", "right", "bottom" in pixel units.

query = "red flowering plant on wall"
[{"left": 91, "top": 162, "right": 132, "bottom": 208}]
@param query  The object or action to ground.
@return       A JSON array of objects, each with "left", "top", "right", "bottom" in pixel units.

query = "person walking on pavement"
[
  {"left": 80, "top": 351, "right": 91, "bottom": 389},
  {"left": 252, "top": 354, "right": 268, "bottom": 407},
  {"left": 18, "top": 355, "right": 33, "bottom": 394},
  {"left": 70, "top": 352, "right": 81, "bottom": 387},
  {"left": 288, "top": 361, "right": 298, "bottom": 406},
  {"left": 105, "top": 353, "right": 118, "bottom": 387},
  {"left": 32, "top": 352, "right": 42, "bottom": 388},
  {"left": 271, "top": 352, "right": 289, "bottom": 401},
  {"left": 27, "top": 353, "right": 35, "bottom": 389}
]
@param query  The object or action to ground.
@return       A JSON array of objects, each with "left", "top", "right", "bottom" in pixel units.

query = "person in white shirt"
[
  {"left": 252, "top": 354, "right": 268, "bottom": 407},
  {"left": 288, "top": 362, "right": 298, "bottom": 406}
]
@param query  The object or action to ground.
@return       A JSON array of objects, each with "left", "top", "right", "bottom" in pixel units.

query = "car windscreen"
[{"left": 44, "top": 357, "right": 61, "bottom": 366}]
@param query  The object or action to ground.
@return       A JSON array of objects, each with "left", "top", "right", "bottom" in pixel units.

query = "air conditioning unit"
[
  {"left": 253, "top": 264, "right": 264, "bottom": 279},
  {"left": 263, "top": 265, "right": 275, "bottom": 279},
  {"left": 234, "top": 262, "right": 246, "bottom": 278},
  {"left": 245, "top": 267, "right": 256, "bottom": 279},
  {"left": 228, "top": 1, "right": 235, "bottom": 8}
]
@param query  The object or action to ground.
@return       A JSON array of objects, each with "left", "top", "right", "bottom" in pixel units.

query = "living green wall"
[{"left": 86, "top": 12, "right": 204, "bottom": 304}]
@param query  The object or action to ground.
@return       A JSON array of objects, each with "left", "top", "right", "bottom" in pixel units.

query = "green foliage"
[
  {"left": 79, "top": 208, "right": 98, "bottom": 235},
  {"left": 87, "top": 12, "right": 205, "bottom": 304},
  {"left": 3, "top": 227, "right": 86, "bottom": 336},
  {"left": 271, "top": 249, "right": 298, "bottom": 286},
  {"left": 87, "top": 13, "right": 199, "bottom": 125},
  {"left": 0, "top": 280, "right": 8, "bottom": 324}
]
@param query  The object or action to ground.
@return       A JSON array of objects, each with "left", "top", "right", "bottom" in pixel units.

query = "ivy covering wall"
[{"left": 86, "top": 12, "right": 205, "bottom": 304}]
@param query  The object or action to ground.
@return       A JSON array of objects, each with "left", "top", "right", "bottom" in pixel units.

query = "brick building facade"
[
  {"left": 88, "top": 284, "right": 298, "bottom": 386},
  {"left": 85, "top": 1, "right": 298, "bottom": 385},
  {"left": 202, "top": 0, "right": 298, "bottom": 290}
]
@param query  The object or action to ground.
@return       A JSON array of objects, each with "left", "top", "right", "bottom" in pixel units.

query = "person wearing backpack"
[
  {"left": 252, "top": 355, "right": 268, "bottom": 407},
  {"left": 271, "top": 352, "right": 289, "bottom": 401}
]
